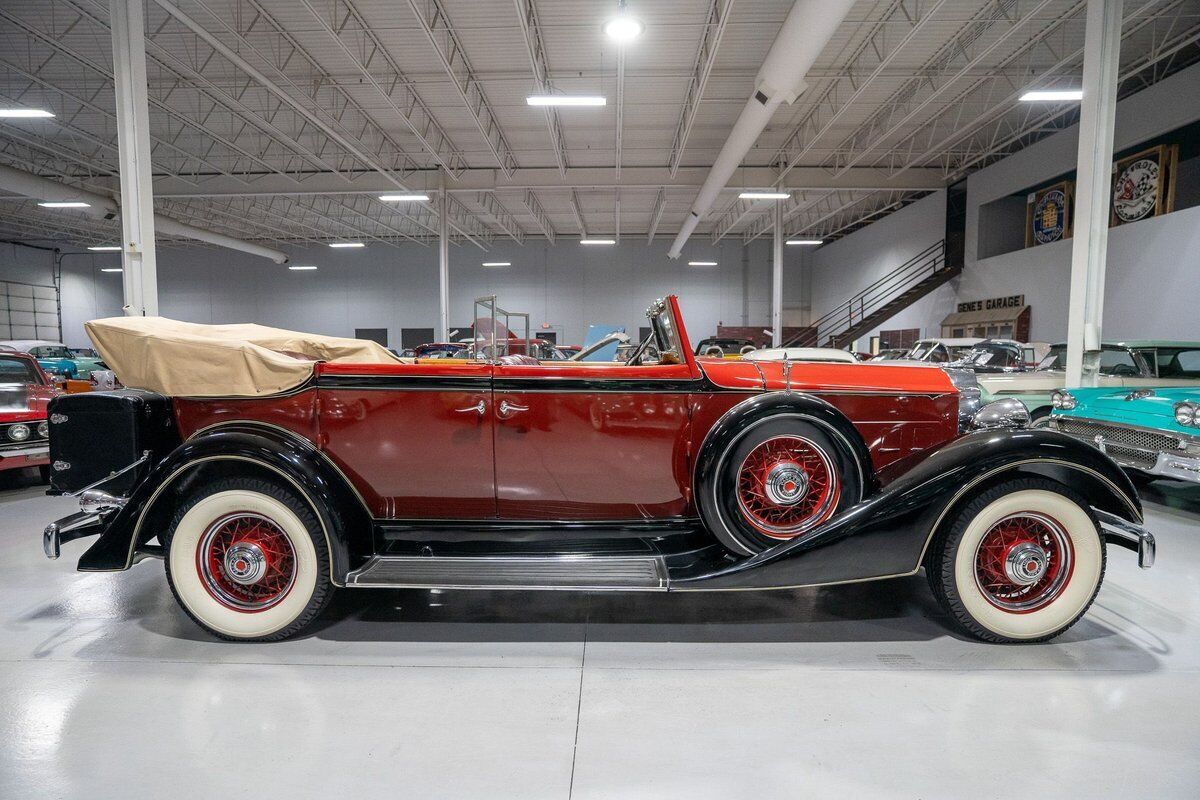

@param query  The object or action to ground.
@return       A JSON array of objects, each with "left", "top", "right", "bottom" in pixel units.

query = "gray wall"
[
  {"left": 2, "top": 236, "right": 808, "bottom": 349},
  {"left": 809, "top": 61, "right": 1200, "bottom": 347}
]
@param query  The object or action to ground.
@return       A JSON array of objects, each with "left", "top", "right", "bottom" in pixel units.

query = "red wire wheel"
[
  {"left": 735, "top": 434, "right": 840, "bottom": 538},
  {"left": 196, "top": 512, "right": 298, "bottom": 612},
  {"left": 974, "top": 512, "right": 1074, "bottom": 613}
]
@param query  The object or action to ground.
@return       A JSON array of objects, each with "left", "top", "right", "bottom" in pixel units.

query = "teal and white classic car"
[
  {"left": 978, "top": 341, "right": 1200, "bottom": 422},
  {"left": 1047, "top": 386, "right": 1200, "bottom": 484},
  {"left": 0, "top": 340, "right": 107, "bottom": 379}
]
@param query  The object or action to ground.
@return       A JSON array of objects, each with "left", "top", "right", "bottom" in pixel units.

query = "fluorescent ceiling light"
[
  {"left": 289, "top": 265, "right": 318, "bottom": 271},
  {"left": 87, "top": 245, "right": 121, "bottom": 252},
  {"left": 527, "top": 95, "right": 606, "bottom": 107},
  {"left": 379, "top": 193, "right": 429, "bottom": 202},
  {"left": 786, "top": 239, "right": 823, "bottom": 245},
  {"left": 603, "top": 14, "right": 644, "bottom": 42},
  {"left": 481, "top": 261, "right": 510, "bottom": 267},
  {"left": 0, "top": 108, "right": 54, "bottom": 118},
  {"left": 580, "top": 238, "right": 616, "bottom": 245},
  {"left": 1019, "top": 89, "right": 1083, "bottom": 102},
  {"left": 739, "top": 191, "right": 790, "bottom": 200},
  {"left": 99, "top": 268, "right": 122, "bottom": 273},
  {"left": 38, "top": 201, "right": 90, "bottom": 208},
  {"left": 328, "top": 242, "right": 364, "bottom": 248},
  {"left": 688, "top": 261, "right": 718, "bottom": 266}
]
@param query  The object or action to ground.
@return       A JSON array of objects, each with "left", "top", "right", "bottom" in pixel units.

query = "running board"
[{"left": 345, "top": 554, "right": 669, "bottom": 591}]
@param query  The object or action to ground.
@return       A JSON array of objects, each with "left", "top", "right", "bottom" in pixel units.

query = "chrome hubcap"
[
  {"left": 764, "top": 462, "right": 809, "bottom": 506},
  {"left": 223, "top": 542, "right": 268, "bottom": 585},
  {"left": 1004, "top": 541, "right": 1048, "bottom": 586}
]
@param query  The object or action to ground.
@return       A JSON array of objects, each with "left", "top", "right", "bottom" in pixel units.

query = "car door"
[
  {"left": 491, "top": 359, "right": 695, "bottom": 521},
  {"left": 317, "top": 360, "right": 496, "bottom": 519}
]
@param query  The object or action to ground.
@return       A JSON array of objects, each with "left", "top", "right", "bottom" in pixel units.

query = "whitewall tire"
[
  {"left": 928, "top": 478, "right": 1105, "bottom": 643},
  {"left": 164, "top": 478, "right": 333, "bottom": 641}
]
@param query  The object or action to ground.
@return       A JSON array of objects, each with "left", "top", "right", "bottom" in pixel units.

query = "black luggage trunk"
[{"left": 47, "top": 390, "right": 179, "bottom": 495}]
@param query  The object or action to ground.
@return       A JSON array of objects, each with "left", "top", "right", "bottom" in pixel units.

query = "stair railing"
[{"left": 785, "top": 239, "right": 947, "bottom": 348}]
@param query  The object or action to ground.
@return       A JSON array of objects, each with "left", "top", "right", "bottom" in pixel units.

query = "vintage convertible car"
[
  {"left": 1048, "top": 386, "right": 1200, "bottom": 485},
  {"left": 42, "top": 297, "right": 1154, "bottom": 644}
]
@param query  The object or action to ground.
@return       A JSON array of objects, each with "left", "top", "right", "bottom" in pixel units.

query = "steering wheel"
[
  {"left": 1109, "top": 363, "right": 1139, "bottom": 377},
  {"left": 624, "top": 333, "right": 656, "bottom": 366}
]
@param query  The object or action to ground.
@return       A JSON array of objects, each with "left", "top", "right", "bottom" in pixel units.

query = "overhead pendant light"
[
  {"left": 87, "top": 245, "right": 122, "bottom": 252},
  {"left": 1019, "top": 89, "right": 1083, "bottom": 102},
  {"left": 0, "top": 108, "right": 54, "bottom": 118},
  {"left": 603, "top": 1, "right": 644, "bottom": 42},
  {"left": 379, "top": 193, "right": 430, "bottom": 202},
  {"left": 328, "top": 241, "right": 364, "bottom": 248},
  {"left": 527, "top": 95, "right": 607, "bottom": 107},
  {"left": 38, "top": 201, "right": 90, "bottom": 208},
  {"left": 739, "top": 191, "right": 790, "bottom": 200},
  {"left": 786, "top": 239, "right": 823, "bottom": 245}
]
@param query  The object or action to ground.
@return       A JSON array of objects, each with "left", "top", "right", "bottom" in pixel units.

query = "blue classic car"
[{"left": 1047, "top": 386, "right": 1200, "bottom": 484}]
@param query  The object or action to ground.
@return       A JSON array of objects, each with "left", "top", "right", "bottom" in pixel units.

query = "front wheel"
[
  {"left": 164, "top": 477, "right": 333, "bottom": 641},
  {"left": 927, "top": 478, "right": 1105, "bottom": 643}
]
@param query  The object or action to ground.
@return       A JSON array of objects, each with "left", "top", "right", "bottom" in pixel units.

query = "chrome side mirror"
[{"left": 972, "top": 398, "right": 1031, "bottom": 430}]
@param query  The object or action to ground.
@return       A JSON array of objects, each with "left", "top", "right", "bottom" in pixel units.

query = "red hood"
[
  {"left": 701, "top": 358, "right": 956, "bottom": 394},
  {"left": 0, "top": 382, "right": 57, "bottom": 423}
]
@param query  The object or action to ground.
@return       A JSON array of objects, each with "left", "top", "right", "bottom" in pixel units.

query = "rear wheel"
[
  {"left": 707, "top": 416, "right": 860, "bottom": 554},
  {"left": 927, "top": 478, "right": 1105, "bottom": 643},
  {"left": 163, "top": 477, "right": 333, "bottom": 641}
]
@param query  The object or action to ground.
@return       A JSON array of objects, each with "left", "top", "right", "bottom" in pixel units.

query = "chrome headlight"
[
  {"left": 37, "top": 421, "right": 49, "bottom": 438},
  {"left": 1051, "top": 389, "right": 1077, "bottom": 410},
  {"left": 1174, "top": 401, "right": 1198, "bottom": 427},
  {"left": 8, "top": 423, "right": 30, "bottom": 441},
  {"left": 972, "top": 398, "right": 1031, "bottom": 430},
  {"left": 944, "top": 367, "right": 981, "bottom": 433}
]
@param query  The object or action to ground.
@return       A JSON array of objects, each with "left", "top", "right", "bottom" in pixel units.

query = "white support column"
[
  {"left": 110, "top": 0, "right": 159, "bottom": 316},
  {"left": 771, "top": 201, "right": 783, "bottom": 347},
  {"left": 1066, "top": 0, "right": 1123, "bottom": 387},
  {"left": 437, "top": 171, "right": 450, "bottom": 343}
]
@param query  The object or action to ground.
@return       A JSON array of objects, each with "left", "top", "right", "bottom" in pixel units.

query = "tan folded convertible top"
[{"left": 85, "top": 316, "right": 400, "bottom": 398}]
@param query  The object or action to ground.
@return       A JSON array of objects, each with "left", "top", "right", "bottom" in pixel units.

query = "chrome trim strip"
[
  {"left": 1095, "top": 508, "right": 1155, "bottom": 568},
  {"left": 1048, "top": 416, "right": 1198, "bottom": 449},
  {"left": 0, "top": 444, "right": 49, "bottom": 459},
  {"left": 43, "top": 511, "right": 103, "bottom": 560}
]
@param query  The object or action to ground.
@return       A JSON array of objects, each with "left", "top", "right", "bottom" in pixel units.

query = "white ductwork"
[
  {"left": 0, "top": 163, "right": 289, "bottom": 264},
  {"left": 667, "top": 0, "right": 855, "bottom": 258}
]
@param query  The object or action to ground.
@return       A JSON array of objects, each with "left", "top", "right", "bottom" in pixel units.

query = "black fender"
[
  {"left": 77, "top": 424, "right": 372, "bottom": 585},
  {"left": 692, "top": 391, "right": 877, "bottom": 553},
  {"left": 674, "top": 427, "right": 1141, "bottom": 590}
]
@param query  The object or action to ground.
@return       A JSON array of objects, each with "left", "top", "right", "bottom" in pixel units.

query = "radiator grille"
[{"left": 1056, "top": 418, "right": 1182, "bottom": 453}]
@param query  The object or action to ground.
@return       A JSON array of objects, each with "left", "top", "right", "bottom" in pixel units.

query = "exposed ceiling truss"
[{"left": 0, "top": 0, "right": 1195, "bottom": 250}]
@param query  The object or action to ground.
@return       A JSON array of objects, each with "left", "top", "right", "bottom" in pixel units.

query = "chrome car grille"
[
  {"left": 1054, "top": 418, "right": 1183, "bottom": 453},
  {"left": 0, "top": 421, "right": 48, "bottom": 450}
]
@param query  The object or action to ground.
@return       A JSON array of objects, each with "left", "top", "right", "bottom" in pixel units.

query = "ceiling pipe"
[
  {"left": 0, "top": 163, "right": 289, "bottom": 263},
  {"left": 667, "top": 0, "right": 855, "bottom": 258}
]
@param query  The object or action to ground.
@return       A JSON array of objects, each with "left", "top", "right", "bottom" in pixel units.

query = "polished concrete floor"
[{"left": 1, "top": 469, "right": 1198, "bottom": 799}]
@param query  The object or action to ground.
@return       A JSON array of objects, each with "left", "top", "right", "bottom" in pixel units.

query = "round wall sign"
[{"left": 1112, "top": 158, "right": 1159, "bottom": 223}]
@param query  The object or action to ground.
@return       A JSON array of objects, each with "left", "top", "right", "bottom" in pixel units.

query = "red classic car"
[
  {"left": 42, "top": 297, "right": 1153, "bottom": 644},
  {"left": 0, "top": 351, "right": 55, "bottom": 480}
]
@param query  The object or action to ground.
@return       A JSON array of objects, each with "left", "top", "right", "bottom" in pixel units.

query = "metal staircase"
[{"left": 785, "top": 240, "right": 957, "bottom": 349}]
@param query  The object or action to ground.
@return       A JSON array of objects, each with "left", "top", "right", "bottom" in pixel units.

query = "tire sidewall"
[
  {"left": 712, "top": 415, "right": 860, "bottom": 553},
  {"left": 951, "top": 488, "right": 1103, "bottom": 641},
  {"left": 167, "top": 488, "right": 320, "bottom": 639}
]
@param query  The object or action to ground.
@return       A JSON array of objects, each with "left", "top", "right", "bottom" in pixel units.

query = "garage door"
[{"left": 0, "top": 281, "right": 60, "bottom": 341}]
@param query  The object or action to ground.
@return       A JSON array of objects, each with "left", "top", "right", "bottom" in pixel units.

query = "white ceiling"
[{"left": 0, "top": 0, "right": 1196, "bottom": 250}]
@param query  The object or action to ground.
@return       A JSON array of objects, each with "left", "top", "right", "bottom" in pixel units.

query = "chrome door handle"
[
  {"left": 454, "top": 400, "right": 487, "bottom": 416},
  {"left": 497, "top": 400, "right": 528, "bottom": 418}
]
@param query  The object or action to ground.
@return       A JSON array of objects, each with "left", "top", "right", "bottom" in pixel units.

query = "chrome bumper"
[
  {"left": 43, "top": 511, "right": 104, "bottom": 560},
  {"left": 1095, "top": 509, "right": 1155, "bottom": 569},
  {"left": 1142, "top": 451, "right": 1200, "bottom": 483},
  {"left": 0, "top": 444, "right": 49, "bottom": 461},
  {"left": 1051, "top": 421, "right": 1200, "bottom": 484}
]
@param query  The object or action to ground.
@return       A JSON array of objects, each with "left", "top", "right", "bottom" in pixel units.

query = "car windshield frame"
[{"left": 1036, "top": 344, "right": 1151, "bottom": 376}]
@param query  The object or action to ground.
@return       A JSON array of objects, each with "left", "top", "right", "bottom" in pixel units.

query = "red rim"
[
  {"left": 974, "top": 512, "right": 1074, "bottom": 613},
  {"left": 735, "top": 435, "right": 840, "bottom": 538},
  {"left": 196, "top": 512, "right": 297, "bottom": 612}
]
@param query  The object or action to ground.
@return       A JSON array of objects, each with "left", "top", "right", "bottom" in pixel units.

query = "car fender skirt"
[
  {"left": 76, "top": 427, "right": 370, "bottom": 584},
  {"left": 674, "top": 428, "right": 1141, "bottom": 590}
]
